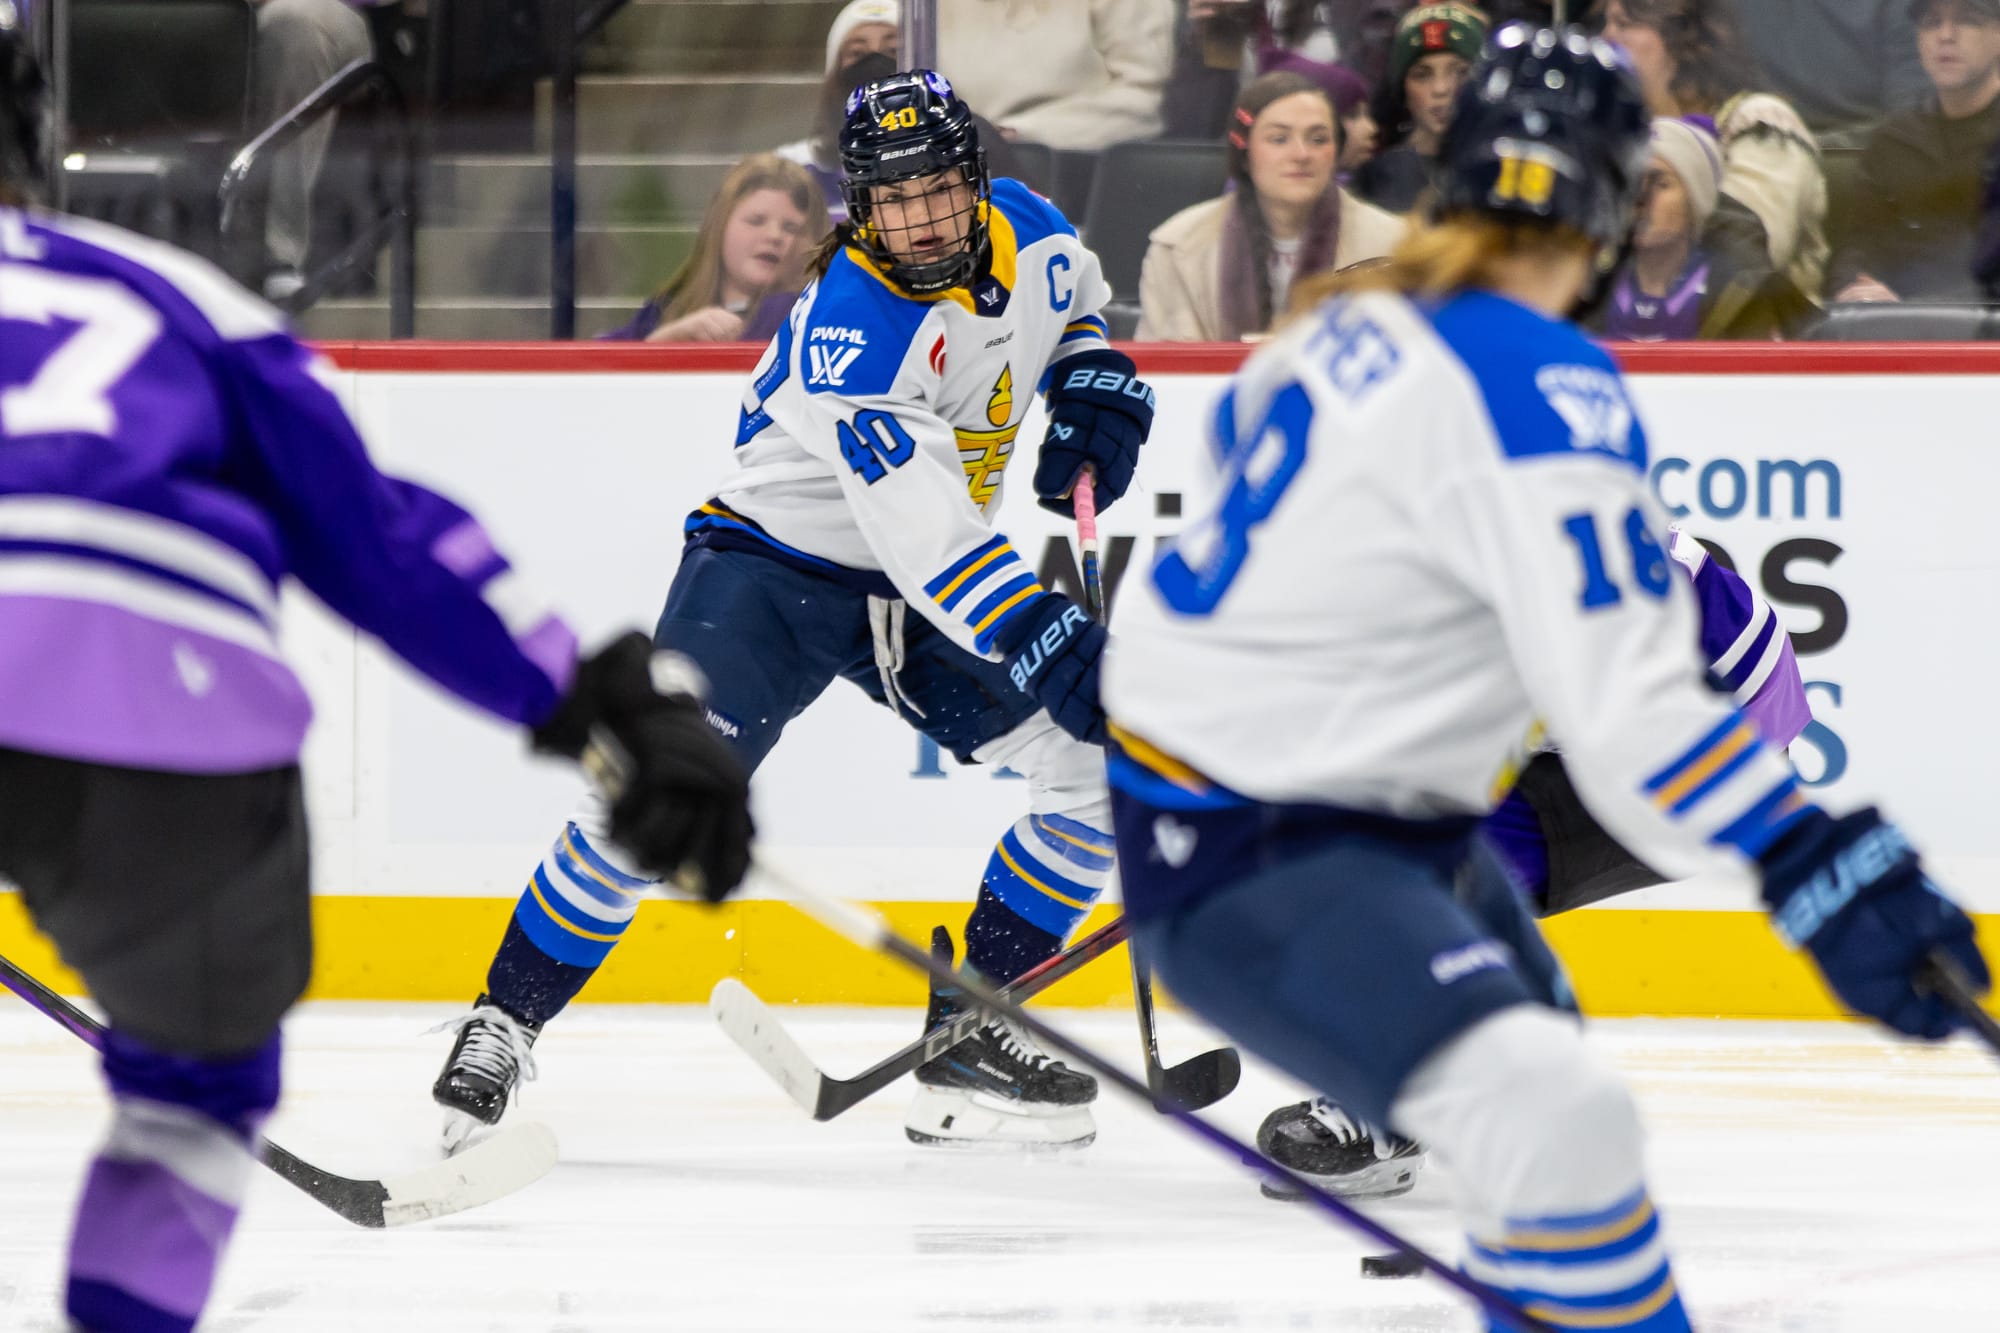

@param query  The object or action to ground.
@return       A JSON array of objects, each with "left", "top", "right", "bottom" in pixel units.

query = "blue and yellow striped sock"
[
  {"left": 486, "top": 823, "right": 651, "bottom": 1026},
  {"left": 1468, "top": 1188, "right": 1692, "bottom": 1332},
  {"left": 963, "top": 813, "right": 1115, "bottom": 981}
]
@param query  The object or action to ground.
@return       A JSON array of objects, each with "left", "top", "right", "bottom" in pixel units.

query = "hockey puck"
[{"left": 1359, "top": 1251, "right": 1424, "bottom": 1279}]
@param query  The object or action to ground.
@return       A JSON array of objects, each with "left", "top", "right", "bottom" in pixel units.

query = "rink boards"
[{"left": 5, "top": 341, "right": 1997, "bottom": 1018}]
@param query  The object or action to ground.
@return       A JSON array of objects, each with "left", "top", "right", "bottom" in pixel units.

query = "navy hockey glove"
[
  {"left": 533, "top": 632, "right": 753, "bottom": 903},
  {"left": 1759, "top": 807, "right": 1989, "bottom": 1038},
  {"left": 995, "top": 592, "right": 1109, "bottom": 746},
  {"left": 1033, "top": 349, "right": 1154, "bottom": 517}
]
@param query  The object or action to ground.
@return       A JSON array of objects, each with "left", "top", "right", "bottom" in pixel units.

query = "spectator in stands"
[
  {"left": 1734, "top": 1, "right": 1928, "bottom": 138},
  {"left": 1136, "top": 71, "right": 1405, "bottom": 340},
  {"left": 1833, "top": 0, "right": 2000, "bottom": 303},
  {"left": 1594, "top": 0, "right": 1830, "bottom": 304},
  {"left": 603, "top": 154, "right": 828, "bottom": 343},
  {"left": 1590, "top": 116, "right": 1797, "bottom": 338},
  {"left": 253, "top": 0, "right": 372, "bottom": 300},
  {"left": 1257, "top": 50, "right": 1379, "bottom": 176},
  {"left": 779, "top": 50, "right": 1028, "bottom": 225},
  {"left": 1353, "top": 4, "right": 1489, "bottom": 215},
  {"left": 938, "top": 0, "right": 1174, "bottom": 151},
  {"left": 822, "top": 0, "right": 898, "bottom": 71}
]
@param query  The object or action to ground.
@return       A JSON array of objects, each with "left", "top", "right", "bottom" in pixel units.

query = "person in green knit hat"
[{"left": 1354, "top": 2, "right": 1490, "bottom": 213}]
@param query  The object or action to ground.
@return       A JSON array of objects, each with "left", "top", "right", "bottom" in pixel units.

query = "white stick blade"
[
  {"left": 379, "top": 1121, "right": 559, "bottom": 1227},
  {"left": 710, "top": 977, "right": 824, "bottom": 1116}
]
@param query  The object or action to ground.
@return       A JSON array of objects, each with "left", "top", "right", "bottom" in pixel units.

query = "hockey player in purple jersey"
[
  {"left": 0, "top": 18, "right": 751, "bottom": 1332},
  {"left": 1259, "top": 526, "right": 1817, "bottom": 1201}
]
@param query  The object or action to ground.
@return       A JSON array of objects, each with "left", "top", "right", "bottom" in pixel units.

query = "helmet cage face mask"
[
  {"left": 838, "top": 70, "right": 992, "bottom": 294},
  {"left": 842, "top": 165, "right": 989, "bottom": 294}
]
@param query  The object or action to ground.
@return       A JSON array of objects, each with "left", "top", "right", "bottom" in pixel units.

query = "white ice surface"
[{"left": 4, "top": 1002, "right": 1998, "bottom": 1331}]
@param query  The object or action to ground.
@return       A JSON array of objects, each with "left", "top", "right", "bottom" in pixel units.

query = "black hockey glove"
[
  {"left": 1033, "top": 348, "right": 1154, "bottom": 518},
  {"left": 994, "top": 592, "right": 1109, "bottom": 746},
  {"left": 1759, "top": 806, "right": 1989, "bottom": 1038},
  {"left": 532, "top": 632, "right": 753, "bottom": 903}
]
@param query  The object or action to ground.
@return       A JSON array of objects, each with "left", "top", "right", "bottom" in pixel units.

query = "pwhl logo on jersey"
[{"left": 808, "top": 343, "right": 863, "bottom": 387}]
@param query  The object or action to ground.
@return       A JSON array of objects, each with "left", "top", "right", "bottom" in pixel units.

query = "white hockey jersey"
[
  {"left": 689, "top": 178, "right": 1114, "bottom": 659},
  {"left": 1104, "top": 288, "right": 1808, "bottom": 880}
]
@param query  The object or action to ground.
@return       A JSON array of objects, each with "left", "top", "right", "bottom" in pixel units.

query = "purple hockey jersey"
[
  {"left": 1666, "top": 527, "right": 1812, "bottom": 748},
  {"left": 0, "top": 208, "right": 575, "bottom": 773}
]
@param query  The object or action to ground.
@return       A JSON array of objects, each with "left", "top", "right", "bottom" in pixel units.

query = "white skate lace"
[
  {"left": 1305, "top": 1098, "right": 1368, "bottom": 1146},
  {"left": 429, "top": 1006, "right": 540, "bottom": 1096},
  {"left": 991, "top": 1016, "right": 1057, "bottom": 1070}
]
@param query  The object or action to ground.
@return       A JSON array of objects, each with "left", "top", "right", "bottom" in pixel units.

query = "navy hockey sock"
[
  {"left": 67, "top": 1031, "right": 280, "bottom": 1333},
  {"left": 962, "top": 884, "right": 1064, "bottom": 982},
  {"left": 486, "top": 822, "right": 650, "bottom": 1026}
]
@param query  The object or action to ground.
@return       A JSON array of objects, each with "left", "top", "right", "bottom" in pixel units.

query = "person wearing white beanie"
[
  {"left": 1597, "top": 116, "right": 1724, "bottom": 340},
  {"left": 823, "top": 0, "right": 899, "bottom": 75}
]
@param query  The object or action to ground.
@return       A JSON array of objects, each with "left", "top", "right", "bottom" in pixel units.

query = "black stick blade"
[{"left": 1157, "top": 1045, "right": 1242, "bottom": 1111}]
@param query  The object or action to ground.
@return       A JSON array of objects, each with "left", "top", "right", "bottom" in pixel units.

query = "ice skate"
[
  {"left": 431, "top": 994, "right": 542, "bottom": 1152},
  {"left": 905, "top": 952, "right": 1097, "bottom": 1150},
  {"left": 1257, "top": 1098, "right": 1424, "bottom": 1200}
]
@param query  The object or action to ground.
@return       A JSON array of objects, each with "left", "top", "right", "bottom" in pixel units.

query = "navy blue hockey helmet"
[
  {"left": 838, "top": 68, "right": 990, "bottom": 294},
  {"left": 0, "top": 1, "right": 45, "bottom": 202},
  {"left": 1433, "top": 23, "right": 1651, "bottom": 251}
]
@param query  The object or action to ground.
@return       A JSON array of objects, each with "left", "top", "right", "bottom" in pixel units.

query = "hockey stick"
[
  {"left": 1921, "top": 948, "right": 2000, "bottom": 1059},
  {"left": 1073, "top": 470, "right": 1242, "bottom": 1112},
  {"left": 0, "top": 951, "right": 558, "bottom": 1229},
  {"left": 759, "top": 859, "right": 1557, "bottom": 1333},
  {"left": 712, "top": 910, "right": 1132, "bottom": 1119}
]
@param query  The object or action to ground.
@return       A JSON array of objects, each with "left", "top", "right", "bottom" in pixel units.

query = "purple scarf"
[{"left": 1216, "top": 187, "right": 1344, "bottom": 342}]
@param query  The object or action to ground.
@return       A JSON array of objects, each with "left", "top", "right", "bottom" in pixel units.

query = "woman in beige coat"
[{"left": 1136, "top": 72, "right": 1407, "bottom": 341}]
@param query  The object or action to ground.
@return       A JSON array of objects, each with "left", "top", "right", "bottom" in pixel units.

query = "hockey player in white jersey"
[
  {"left": 1258, "top": 526, "right": 1816, "bottom": 1202},
  {"left": 433, "top": 70, "right": 1153, "bottom": 1150},
  {"left": 1104, "top": 25, "right": 1988, "bottom": 1332}
]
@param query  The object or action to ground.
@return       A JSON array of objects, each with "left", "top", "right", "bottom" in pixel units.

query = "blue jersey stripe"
[
  {"left": 1711, "top": 777, "right": 1810, "bottom": 857},
  {"left": 926, "top": 534, "right": 1009, "bottom": 599},
  {"left": 1643, "top": 716, "right": 1743, "bottom": 794}
]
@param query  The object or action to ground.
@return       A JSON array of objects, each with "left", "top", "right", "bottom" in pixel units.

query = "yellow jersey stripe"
[
  {"left": 1651, "top": 724, "right": 1757, "bottom": 811},
  {"left": 1108, "top": 722, "right": 1213, "bottom": 795},
  {"left": 933, "top": 544, "right": 1013, "bottom": 605},
  {"left": 972, "top": 585, "right": 1041, "bottom": 634}
]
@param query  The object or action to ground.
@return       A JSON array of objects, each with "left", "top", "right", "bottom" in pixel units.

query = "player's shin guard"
[
  {"left": 963, "top": 813, "right": 1114, "bottom": 981},
  {"left": 486, "top": 822, "right": 651, "bottom": 1026},
  {"left": 67, "top": 1031, "right": 280, "bottom": 1333},
  {"left": 1392, "top": 1007, "right": 1692, "bottom": 1333}
]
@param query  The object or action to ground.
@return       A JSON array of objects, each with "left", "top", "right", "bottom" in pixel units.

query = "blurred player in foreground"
[
  {"left": 433, "top": 70, "right": 1152, "bottom": 1151},
  {"left": 1261, "top": 525, "right": 1814, "bottom": 1201},
  {"left": 1104, "top": 24, "right": 1990, "bottom": 1332},
  {"left": 0, "top": 14, "right": 751, "bottom": 1331}
]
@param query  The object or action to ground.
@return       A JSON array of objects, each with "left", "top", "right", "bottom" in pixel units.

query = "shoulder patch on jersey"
[
  {"left": 1425, "top": 291, "right": 1648, "bottom": 472},
  {"left": 801, "top": 252, "right": 933, "bottom": 397},
  {"left": 990, "top": 177, "right": 1077, "bottom": 250}
]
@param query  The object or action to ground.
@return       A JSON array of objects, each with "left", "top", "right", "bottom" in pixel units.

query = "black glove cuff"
[{"left": 1759, "top": 806, "right": 1922, "bottom": 947}]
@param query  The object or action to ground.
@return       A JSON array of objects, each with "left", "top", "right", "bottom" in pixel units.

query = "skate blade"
[
  {"left": 903, "top": 1086, "right": 1096, "bottom": 1150},
  {"left": 439, "top": 1106, "right": 496, "bottom": 1156},
  {"left": 1260, "top": 1154, "right": 1425, "bottom": 1202}
]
